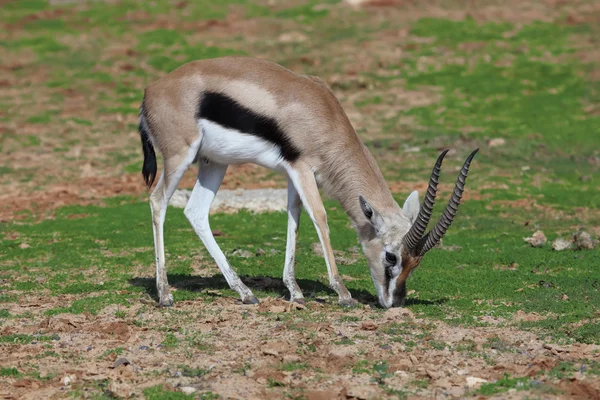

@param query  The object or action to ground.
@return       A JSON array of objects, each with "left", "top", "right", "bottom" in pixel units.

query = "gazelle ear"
[
  {"left": 359, "top": 195, "right": 385, "bottom": 233},
  {"left": 402, "top": 190, "right": 420, "bottom": 224}
]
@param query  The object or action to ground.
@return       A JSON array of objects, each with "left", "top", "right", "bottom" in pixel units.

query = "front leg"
[
  {"left": 283, "top": 179, "right": 304, "bottom": 304},
  {"left": 286, "top": 164, "right": 356, "bottom": 307}
]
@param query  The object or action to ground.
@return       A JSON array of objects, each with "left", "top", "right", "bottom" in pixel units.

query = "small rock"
[
  {"left": 488, "top": 138, "right": 506, "bottom": 147},
  {"left": 346, "top": 386, "right": 378, "bottom": 400},
  {"left": 278, "top": 31, "right": 308, "bottom": 43},
  {"left": 180, "top": 387, "right": 197, "bottom": 395},
  {"left": 361, "top": 321, "right": 378, "bottom": 331},
  {"left": 552, "top": 238, "right": 572, "bottom": 251},
  {"left": 383, "top": 307, "right": 414, "bottom": 320},
  {"left": 427, "top": 369, "right": 442, "bottom": 380},
  {"left": 524, "top": 230, "right": 546, "bottom": 247},
  {"left": 269, "top": 305, "right": 287, "bottom": 313},
  {"left": 394, "top": 359, "right": 412, "bottom": 371},
  {"left": 112, "top": 358, "right": 131, "bottom": 369},
  {"left": 543, "top": 343, "right": 569, "bottom": 354},
  {"left": 19, "top": 243, "right": 30, "bottom": 249},
  {"left": 283, "top": 354, "right": 302, "bottom": 363},
  {"left": 108, "top": 381, "right": 132, "bottom": 398},
  {"left": 404, "top": 146, "right": 421, "bottom": 153},
  {"left": 466, "top": 376, "right": 487, "bottom": 387},
  {"left": 307, "top": 390, "right": 341, "bottom": 400},
  {"left": 255, "top": 248, "right": 266, "bottom": 256},
  {"left": 62, "top": 376, "right": 72, "bottom": 386},
  {"left": 231, "top": 248, "right": 253, "bottom": 258},
  {"left": 573, "top": 231, "right": 596, "bottom": 250}
]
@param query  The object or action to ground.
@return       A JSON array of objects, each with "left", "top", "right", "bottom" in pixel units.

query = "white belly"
[{"left": 197, "top": 119, "right": 287, "bottom": 171}]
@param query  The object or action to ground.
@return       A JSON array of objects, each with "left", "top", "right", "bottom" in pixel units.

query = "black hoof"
[
  {"left": 338, "top": 298, "right": 358, "bottom": 308},
  {"left": 292, "top": 298, "right": 306, "bottom": 306},
  {"left": 242, "top": 296, "right": 259, "bottom": 305},
  {"left": 158, "top": 295, "right": 174, "bottom": 307}
]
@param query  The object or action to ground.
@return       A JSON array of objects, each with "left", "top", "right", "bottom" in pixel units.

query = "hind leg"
[
  {"left": 283, "top": 179, "right": 304, "bottom": 304},
  {"left": 150, "top": 140, "right": 201, "bottom": 307},
  {"left": 184, "top": 158, "right": 258, "bottom": 304}
]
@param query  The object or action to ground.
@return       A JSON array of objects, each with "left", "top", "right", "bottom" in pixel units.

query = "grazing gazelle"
[{"left": 138, "top": 56, "right": 478, "bottom": 308}]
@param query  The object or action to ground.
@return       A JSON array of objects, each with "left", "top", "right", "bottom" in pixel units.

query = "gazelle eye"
[{"left": 385, "top": 252, "right": 397, "bottom": 265}]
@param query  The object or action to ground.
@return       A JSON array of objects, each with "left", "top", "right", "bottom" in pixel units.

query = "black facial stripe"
[{"left": 196, "top": 91, "right": 301, "bottom": 162}]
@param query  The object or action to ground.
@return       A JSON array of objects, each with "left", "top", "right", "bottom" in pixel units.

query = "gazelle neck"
[{"left": 317, "top": 137, "right": 400, "bottom": 239}]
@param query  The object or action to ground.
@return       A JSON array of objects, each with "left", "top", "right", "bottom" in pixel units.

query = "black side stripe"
[{"left": 196, "top": 91, "right": 301, "bottom": 162}]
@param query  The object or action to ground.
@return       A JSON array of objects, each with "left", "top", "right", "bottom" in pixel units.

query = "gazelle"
[{"left": 138, "top": 56, "right": 478, "bottom": 308}]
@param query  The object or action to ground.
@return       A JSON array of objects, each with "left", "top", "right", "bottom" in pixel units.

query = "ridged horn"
[
  {"left": 417, "top": 148, "right": 479, "bottom": 256},
  {"left": 403, "top": 149, "right": 449, "bottom": 251}
]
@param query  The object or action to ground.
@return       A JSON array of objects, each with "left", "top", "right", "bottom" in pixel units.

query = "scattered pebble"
[
  {"left": 278, "top": 32, "right": 308, "bottom": 43},
  {"left": 180, "top": 387, "right": 197, "bottom": 395},
  {"left": 552, "top": 238, "right": 572, "bottom": 251},
  {"left": 361, "top": 321, "right": 378, "bottom": 331},
  {"left": 466, "top": 376, "right": 488, "bottom": 387},
  {"left": 573, "top": 231, "right": 596, "bottom": 250},
  {"left": 524, "top": 230, "right": 546, "bottom": 247},
  {"left": 488, "top": 138, "right": 506, "bottom": 147},
  {"left": 112, "top": 358, "right": 131, "bottom": 369},
  {"left": 231, "top": 248, "right": 254, "bottom": 258}
]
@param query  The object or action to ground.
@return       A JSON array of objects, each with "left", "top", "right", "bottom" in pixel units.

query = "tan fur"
[
  {"left": 143, "top": 56, "right": 399, "bottom": 231},
  {"left": 142, "top": 56, "right": 413, "bottom": 307}
]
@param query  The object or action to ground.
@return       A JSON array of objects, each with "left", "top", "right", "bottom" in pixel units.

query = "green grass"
[
  {"left": 1, "top": 193, "right": 599, "bottom": 343},
  {"left": 0, "top": 367, "right": 21, "bottom": 377},
  {"left": 144, "top": 385, "right": 195, "bottom": 400},
  {"left": 475, "top": 373, "right": 555, "bottom": 396},
  {"left": 1, "top": 1, "right": 599, "bottom": 397}
]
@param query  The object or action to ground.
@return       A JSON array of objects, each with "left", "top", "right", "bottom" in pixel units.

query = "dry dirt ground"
[
  {"left": 1, "top": 0, "right": 600, "bottom": 399},
  {"left": 2, "top": 295, "right": 599, "bottom": 399}
]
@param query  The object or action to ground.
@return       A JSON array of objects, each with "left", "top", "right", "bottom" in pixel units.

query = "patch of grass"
[
  {"left": 1, "top": 36, "right": 68, "bottom": 55},
  {"left": 179, "top": 365, "right": 209, "bottom": 377},
  {"left": 144, "top": 385, "right": 195, "bottom": 400},
  {"left": 0, "top": 334, "right": 55, "bottom": 344},
  {"left": 352, "top": 359, "right": 370, "bottom": 374},
  {"left": 45, "top": 293, "right": 133, "bottom": 316},
  {"left": 281, "top": 361, "right": 308, "bottom": 372},
  {"left": 410, "top": 379, "right": 429, "bottom": 389},
  {"left": 267, "top": 377, "right": 285, "bottom": 387},
  {"left": 276, "top": 1, "right": 332, "bottom": 24},
  {"left": 0, "top": 309, "right": 11, "bottom": 318},
  {"left": 475, "top": 373, "right": 550, "bottom": 396},
  {"left": 0, "top": 367, "right": 21, "bottom": 377},
  {"left": 100, "top": 347, "right": 124, "bottom": 359},
  {"left": 162, "top": 333, "right": 179, "bottom": 349},
  {"left": 338, "top": 315, "right": 360, "bottom": 322}
]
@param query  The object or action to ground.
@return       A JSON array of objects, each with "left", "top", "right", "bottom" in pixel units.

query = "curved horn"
[
  {"left": 417, "top": 148, "right": 479, "bottom": 256},
  {"left": 403, "top": 149, "right": 449, "bottom": 251}
]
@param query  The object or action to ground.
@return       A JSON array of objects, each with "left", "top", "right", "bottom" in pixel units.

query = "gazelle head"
[{"left": 359, "top": 149, "right": 479, "bottom": 308}]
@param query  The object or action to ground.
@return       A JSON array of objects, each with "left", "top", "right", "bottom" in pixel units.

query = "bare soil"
[{"left": 1, "top": 295, "right": 599, "bottom": 399}]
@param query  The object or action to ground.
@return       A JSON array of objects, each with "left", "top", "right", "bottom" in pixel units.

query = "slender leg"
[
  {"left": 184, "top": 159, "right": 258, "bottom": 304},
  {"left": 286, "top": 164, "right": 356, "bottom": 306},
  {"left": 150, "top": 146, "right": 200, "bottom": 306},
  {"left": 283, "top": 179, "right": 304, "bottom": 304}
]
